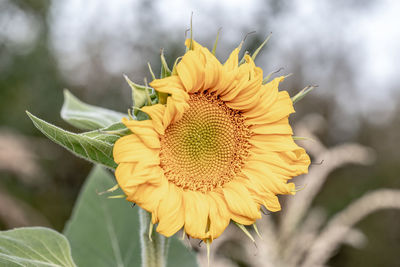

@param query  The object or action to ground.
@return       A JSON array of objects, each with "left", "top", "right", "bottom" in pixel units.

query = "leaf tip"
[
  {"left": 25, "top": 110, "right": 35, "bottom": 120},
  {"left": 63, "top": 88, "right": 70, "bottom": 96}
]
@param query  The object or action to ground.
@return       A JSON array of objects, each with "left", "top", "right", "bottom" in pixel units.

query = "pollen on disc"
[{"left": 160, "top": 92, "right": 251, "bottom": 192}]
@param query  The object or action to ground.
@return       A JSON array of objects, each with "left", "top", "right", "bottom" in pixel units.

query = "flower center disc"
[{"left": 160, "top": 92, "right": 251, "bottom": 192}]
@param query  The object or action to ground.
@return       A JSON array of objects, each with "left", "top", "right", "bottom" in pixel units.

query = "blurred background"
[{"left": 1, "top": 0, "right": 399, "bottom": 266}]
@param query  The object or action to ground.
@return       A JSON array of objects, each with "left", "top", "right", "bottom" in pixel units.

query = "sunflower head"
[
  {"left": 113, "top": 38, "right": 310, "bottom": 241},
  {"left": 160, "top": 92, "right": 252, "bottom": 193}
]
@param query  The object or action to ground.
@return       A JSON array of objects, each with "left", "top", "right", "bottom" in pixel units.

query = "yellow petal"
[
  {"left": 150, "top": 75, "right": 186, "bottom": 97},
  {"left": 176, "top": 50, "right": 205, "bottom": 93},
  {"left": 130, "top": 178, "right": 168, "bottom": 214},
  {"left": 122, "top": 118, "right": 160, "bottom": 149},
  {"left": 183, "top": 191, "right": 210, "bottom": 239},
  {"left": 141, "top": 104, "right": 166, "bottom": 135},
  {"left": 246, "top": 91, "right": 294, "bottom": 125},
  {"left": 222, "top": 56, "right": 264, "bottom": 111},
  {"left": 203, "top": 55, "right": 222, "bottom": 91},
  {"left": 250, "top": 117, "right": 293, "bottom": 135},
  {"left": 221, "top": 61, "right": 261, "bottom": 101},
  {"left": 219, "top": 73, "right": 245, "bottom": 101},
  {"left": 127, "top": 161, "right": 163, "bottom": 185},
  {"left": 150, "top": 76, "right": 190, "bottom": 126},
  {"left": 113, "top": 134, "right": 159, "bottom": 164},
  {"left": 156, "top": 183, "right": 185, "bottom": 237},
  {"left": 189, "top": 39, "right": 222, "bottom": 91},
  {"left": 249, "top": 134, "right": 301, "bottom": 152},
  {"left": 243, "top": 76, "right": 283, "bottom": 120},
  {"left": 279, "top": 149, "right": 311, "bottom": 174},
  {"left": 186, "top": 40, "right": 223, "bottom": 91},
  {"left": 229, "top": 213, "right": 257, "bottom": 225},
  {"left": 163, "top": 96, "right": 189, "bottom": 126},
  {"left": 114, "top": 163, "right": 138, "bottom": 197},
  {"left": 245, "top": 178, "right": 282, "bottom": 212},
  {"left": 207, "top": 192, "right": 230, "bottom": 239},
  {"left": 263, "top": 195, "right": 282, "bottom": 212},
  {"left": 250, "top": 150, "right": 310, "bottom": 178},
  {"left": 212, "top": 47, "right": 240, "bottom": 96},
  {"left": 115, "top": 161, "right": 164, "bottom": 200},
  {"left": 224, "top": 47, "right": 240, "bottom": 70},
  {"left": 223, "top": 181, "right": 261, "bottom": 224},
  {"left": 242, "top": 160, "right": 295, "bottom": 195}
]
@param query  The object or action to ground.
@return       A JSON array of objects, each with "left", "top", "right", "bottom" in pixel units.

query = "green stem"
[{"left": 139, "top": 208, "right": 166, "bottom": 267}]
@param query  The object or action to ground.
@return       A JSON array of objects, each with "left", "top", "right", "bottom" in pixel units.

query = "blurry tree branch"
[{"left": 301, "top": 189, "right": 400, "bottom": 267}]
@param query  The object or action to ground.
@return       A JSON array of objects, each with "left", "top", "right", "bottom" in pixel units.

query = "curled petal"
[
  {"left": 141, "top": 104, "right": 166, "bottom": 135},
  {"left": 241, "top": 160, "right": 295, "bottom": 195},
  {"left": 223, "top": 181, "right": 261, "bottom": 225},
  {"left": 246, "top": 91, "right": 294, "bottom": 125},
  {"left": 176, "top": 50, "right": 205, "bottom": 93},
  {"left": 122, "top": 118, "right": 160, "bottom": 149},
  {"left": 243, "top": 76, "right": 283, "bottom": 120},
  {"left": 133, "top": 180, "right": 168, "bottom": 216}
]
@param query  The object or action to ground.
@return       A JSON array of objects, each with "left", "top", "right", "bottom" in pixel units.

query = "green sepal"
[
  {"left": 234, "top": 222, "right": 255, "bottom": 243},
  {"left": 186, "top": 13, "right": 194, "bottom": 52},
  {"left": 160, "top": 49, "right": 172, "bottom": 78},
  {"left": 147, "top": 62, "right": 156, "bottom": 80},
  {"left": 171, "top": 56, "right": 182, "bottom": 76},
  {"left": 135, "top": 110, "right": 150, "bottom": 121},
  {"left": 251, "top": 33, "right": 272, "bottom": 61},
  {"left": 239, "top": 51, "right": 249, "bottom": 65},
  {"left": 156, "top": 49, "right": 171, "bottom": 104},
  {"left": 212, "top": 28, "right": 222, "bottom": 56},
  {"left": 124, "top": 75, "right": 157, "bottom": 111},
  {"left": 262, "top": 67, "right": 284, "bottom": 84},
  {"left": 292, "top": 136, "right": 315, "bottom": 142},
  {"left": 291, "top": 85, "right": 318, "bottom": 104}
]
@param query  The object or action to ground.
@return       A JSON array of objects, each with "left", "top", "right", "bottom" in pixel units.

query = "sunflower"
[{"left": 113, "top": 39, "right": 310, "bottom": 242}]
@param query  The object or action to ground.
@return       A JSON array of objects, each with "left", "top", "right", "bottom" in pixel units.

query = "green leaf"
[
  {"left": 27, "top": 111, "right": 118, "bottom": 169},
  {"left": 0, "top": 227, "right": 76, "bottom": 267},
  {"left": 64, "top": 166, "right": 198, "bottom": 267},
  {"left": 61, "top": 89, "right": 126, "bottom": 131},
  {"left": 63, "top": 166, "right": 139, "bottom": 267}
]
